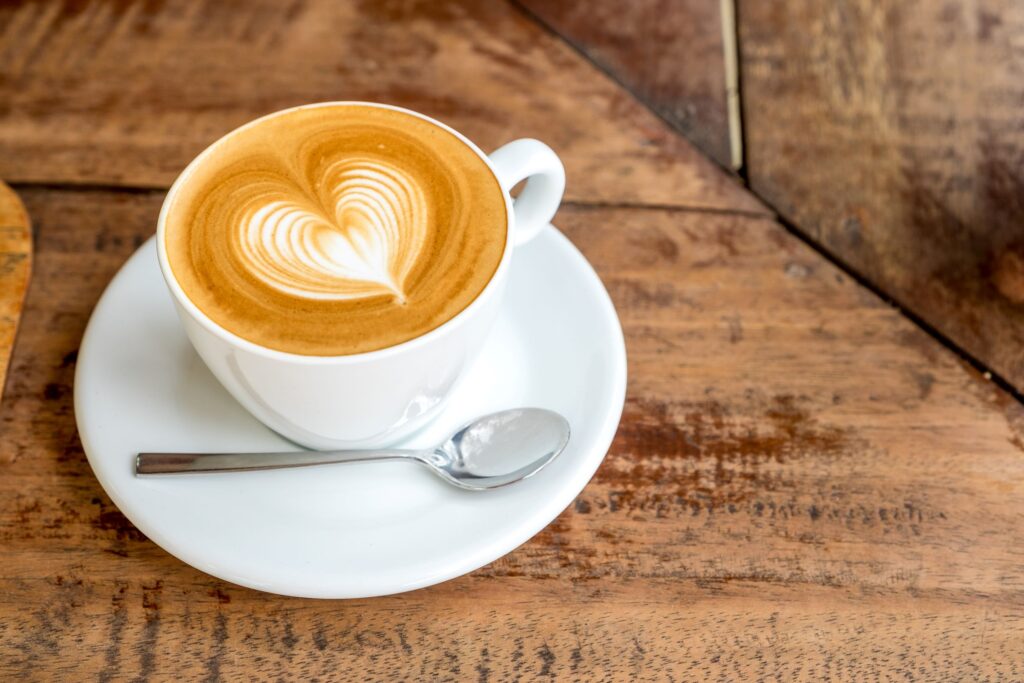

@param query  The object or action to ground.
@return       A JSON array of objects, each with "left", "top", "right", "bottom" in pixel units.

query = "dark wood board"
[
  {"left": 738, "top": 0, "right": 1024, "bottom": 391},
  {"left": 517, "top": 0, "right": 735, "bottom": 168}
]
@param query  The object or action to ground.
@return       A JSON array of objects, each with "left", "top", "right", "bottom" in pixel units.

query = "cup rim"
[{"left": 156, "top": 101, "right": 515, "bottom": 365}]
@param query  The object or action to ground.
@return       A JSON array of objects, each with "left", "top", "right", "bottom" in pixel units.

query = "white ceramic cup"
[{"left": 156, "top": 102, "right": 565, "bottom": 449}]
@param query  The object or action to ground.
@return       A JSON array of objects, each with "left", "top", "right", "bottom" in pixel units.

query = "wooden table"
[{"left": 1, "top": 1, "right": 1022, "bottom": 679}]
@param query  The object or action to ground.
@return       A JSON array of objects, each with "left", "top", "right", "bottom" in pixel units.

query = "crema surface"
[{"left": 164, "top": 105, "right": 507, "bottom": 355}]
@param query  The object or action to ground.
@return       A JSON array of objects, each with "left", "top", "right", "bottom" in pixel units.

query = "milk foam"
[{"left": 164, "top": 104, "right": 507, "bottom": 356}]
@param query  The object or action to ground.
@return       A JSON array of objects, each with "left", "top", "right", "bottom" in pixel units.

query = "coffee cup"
[{"left": 156, "top": 102, "right": 565, "bottom": 449}]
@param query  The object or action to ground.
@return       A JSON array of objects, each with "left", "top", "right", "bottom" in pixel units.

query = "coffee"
[{"left": 164, "top": 104, "right": 507, "bottom": 356}]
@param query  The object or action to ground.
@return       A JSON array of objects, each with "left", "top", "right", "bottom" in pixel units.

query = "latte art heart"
[{"left": 238, "top": 159, "right": 428, "bottom": 303}]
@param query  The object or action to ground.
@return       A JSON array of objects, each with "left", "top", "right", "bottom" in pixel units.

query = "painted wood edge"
[{"left": 0, "top": 180, "right": 32, "bottom": 400}]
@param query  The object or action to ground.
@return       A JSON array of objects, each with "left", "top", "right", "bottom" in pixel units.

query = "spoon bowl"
[
  {"left": 137, "top": 408, "right": 571, "bottom": 491},
  {"left": 426, "top": 408, "right": 570, "bottom": 489}
]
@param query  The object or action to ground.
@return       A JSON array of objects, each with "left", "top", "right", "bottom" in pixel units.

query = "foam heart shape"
[{"left": 236, "top": 157, "right": 428, "bottom": 302}]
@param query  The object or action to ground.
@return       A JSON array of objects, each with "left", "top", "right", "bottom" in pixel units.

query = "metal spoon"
[{"left": 135, "top": 408, "right": 570, "bottom": 490}]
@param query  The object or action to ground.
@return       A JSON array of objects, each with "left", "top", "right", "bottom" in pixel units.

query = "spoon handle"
[{"left": 136, "top": 449, "right": 417, "bottom": 475}]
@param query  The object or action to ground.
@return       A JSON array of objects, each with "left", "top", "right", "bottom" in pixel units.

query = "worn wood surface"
[
  {"left": 0, "top": 181, "right": 31, "bottom": 402},
  {"left": 739, "top": 0, "right": 1024, "bottom": 392},
  {"left": 1, "top": 0, "right": 1024, "bottom": 679},
  {"left": 0, "top": 0, "right": 761, "bottom": 214},
  {"left": 517, "top": 0, "right": 734, "bottom": 169},
  {"left": 4, "top": 188, "right": 1024, "bottom": 679}
]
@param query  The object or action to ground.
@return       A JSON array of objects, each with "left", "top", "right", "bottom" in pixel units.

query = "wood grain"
[
  {"left": 1, "top": 187, "right": 1022, "bottom": 679},
  {"left": 516, "top": 0, "right": 734, "bottom": 168},
  {"left": 1, "top": 0, "right": 1023, "bottom": 678},
  {"left": 0, "top": 0, "right": 763, "bottom": 214},
  {"left": 0, "top": 181, "right": 31, "bottom": 402},
  {"left": 739, "top": 0, "right": 1024, "bottom": 391}
]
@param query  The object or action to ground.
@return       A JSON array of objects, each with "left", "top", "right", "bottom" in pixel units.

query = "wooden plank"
[
  {"left": 1, "top": 187, "right": 1022, "bottom": 678},
  {"left": 739, "top": 0, "right": 1024, "bottom": 391},
  {"left": 0, "top": 579, "right": 1019, "bottom": 680},
  {"left": 0, "top": 181, "right": 31, "bottom": 402},
  {"left": 0, "top": 0, "right": 764, "bottom": 214},
  {"left": 517, "top": 0, "right": 735, "bottom": 168}
]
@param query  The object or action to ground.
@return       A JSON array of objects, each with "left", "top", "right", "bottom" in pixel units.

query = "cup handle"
[{"left": 488, "top": 139, "right": 566, "bottom": 246}]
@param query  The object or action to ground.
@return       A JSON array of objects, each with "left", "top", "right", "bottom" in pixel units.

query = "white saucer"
[{"left": 75, "top": 226, "right": 626, "bottom": 598}]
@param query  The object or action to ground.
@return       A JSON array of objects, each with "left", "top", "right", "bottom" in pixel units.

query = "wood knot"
[{"left": 991, "top": 247, "right": 1024, "bottom": 304}]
